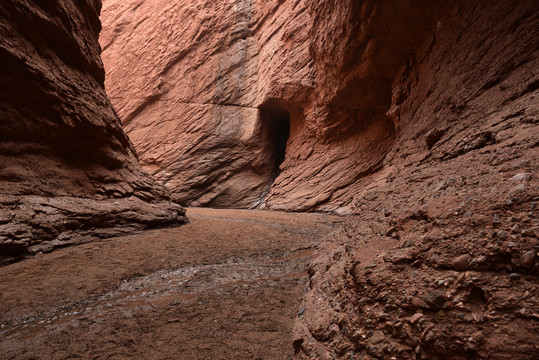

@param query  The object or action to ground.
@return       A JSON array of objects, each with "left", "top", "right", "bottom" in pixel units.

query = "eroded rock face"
[
  {"left": 101, "top": 0, "right": 311, "bottom": 209},
  {"left": 293, "top": 0, "right": 539, "bottom": 359},
  {"left": 0, "top": 0, "right": 187, "bottom": 263},
  {"left": 101, "top": 0, "right": 414, "bottom": 211},
  {"left": 101, "top": 1, "right": 538, "bottom": 356}
]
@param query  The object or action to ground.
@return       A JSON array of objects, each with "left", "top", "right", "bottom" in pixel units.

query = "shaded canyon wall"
[
  {"left": 293, "top": 0, "right": 539, "bottom": 359},
  {"left": 0, "top": 0, "right": 187, "bottom": 264}
]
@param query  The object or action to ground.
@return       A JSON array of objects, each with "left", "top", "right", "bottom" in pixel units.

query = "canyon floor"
[{"left": 0, "top": 208, "right": 344, "bottom": 359}]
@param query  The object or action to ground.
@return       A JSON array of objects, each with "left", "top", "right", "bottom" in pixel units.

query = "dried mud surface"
[{"left": 0, "top": 208, "right": 343, "bottom": 359}]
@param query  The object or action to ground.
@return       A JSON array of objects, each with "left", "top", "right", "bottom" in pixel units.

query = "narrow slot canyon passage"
[
  {"left": 269, "top": 110, "right": 290, "bottom": 181},
  {"left": 2, "top": 0, "right": 537, "bottom": 358},
  {"left": 260, "top": 101, "right": 291, "bottom": 186},
  {"left": 0, "top": 208, "right": 344, "bottom": 359}
]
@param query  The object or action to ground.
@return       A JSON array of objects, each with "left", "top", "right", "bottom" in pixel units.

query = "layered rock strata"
[
  {"left": 293, "top": 0, "right": 539, "bottom": 359},
  {"left": 0, "top": 0, "right": 187, "bottom": 264},
  {"left": 101, "top": 0, "right": 406, "bottom": 211}
]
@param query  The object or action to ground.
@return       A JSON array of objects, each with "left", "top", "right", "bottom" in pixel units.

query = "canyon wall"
[
  {"left": 101, "top": 0, "right": 538, "bottom": 357},
  {"left": 102, "top": 0, "right": 424, "bottom": 211},
  {"left": 101, "top": 0, "right": 313, "bottom": 209},
  {"left": 293, "top": 0, "right": 538, "bottom": 359},
  {"left": 0, "top": 0, "right": 187, "bottom": 264}
]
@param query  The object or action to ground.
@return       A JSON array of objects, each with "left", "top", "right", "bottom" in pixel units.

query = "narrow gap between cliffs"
[
  {"left": 261, "top": 101, "right": 290, "bottom": 185},
  {"left": 254, "top": 100, "right": 291, "bottom": 208}
]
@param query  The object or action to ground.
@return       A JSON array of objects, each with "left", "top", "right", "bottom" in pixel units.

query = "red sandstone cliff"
[
  {"left": 101, "top": 0, "right": 539, "bottom": 358},
  {"left": 86, "top": 0, "right": 539, "bottom": 356},
  {"left": 101, "top": 0, "right": 316, "bottom": 209},
  {"left": 102, "top": 0, "right": 412, "bottom": 211},
  {"left": 292, "top": 1, "right": 538, "bottom": 359},
  {"left": 0, "top": 0, "right": 187, "bottom": 264}
]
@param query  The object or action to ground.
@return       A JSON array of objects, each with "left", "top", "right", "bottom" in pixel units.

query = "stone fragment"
[
  {"left": 519, "top": 251, "right": 537, "bottom": 269},
  {"left": 423, "top": 290, "right": 447, "bottom": 310},
  {"left": 507, "top": 184, "right": 527, "bottom": 201},
  {"left": 386, "top": 226, "right": 398, "bottom": 237},
  {"left": 402, "top": 238, "right": 414, "bottom": 248},
  {"left": 509, "top": 273, "right": 521, "bottom": 281},
  {"left": 509, "top": 173, "right": 530, "bottom": 182},
  {"left": 409, "top": 313, "right": 424, "bottom": 325},
  {"left": 411, "top": 297, "right": 429, "bottom": 309},
  {"left": 452, "top": 254, "right": 471, "bottom": 271},
  {"left": 370, "top": 330, "right": 386, "bottom": 345}
]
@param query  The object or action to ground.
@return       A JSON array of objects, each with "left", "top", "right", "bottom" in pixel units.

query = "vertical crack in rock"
[{"left": 254, "top": 99, "right": 291, "bottom": 208}]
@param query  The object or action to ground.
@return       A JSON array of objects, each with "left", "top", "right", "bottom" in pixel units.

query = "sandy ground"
[{"left": 0, "top": 208, "right": 343, "bottom": 359}]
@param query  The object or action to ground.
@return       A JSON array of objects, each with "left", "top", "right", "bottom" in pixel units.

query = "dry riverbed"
[{"left": 0, "top": 208, "right": 343, "bottom": 359}]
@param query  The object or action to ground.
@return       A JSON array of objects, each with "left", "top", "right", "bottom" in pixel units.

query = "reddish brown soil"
[{"left": 0, "top": 208, "right": 343, "bottom": 359}]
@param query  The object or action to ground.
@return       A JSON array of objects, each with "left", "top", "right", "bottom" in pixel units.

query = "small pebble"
[
  {"left": 358, "top": 297, "right": 369, "bottom": 306},
  {"left": 298, "top": 307, "right": 306, "bottom": 316},
  {"left": 509, "top": 273, "right": 521, "bottom": 281},
  {"left": 370, "top": 330, "right": 386, "bottom": 344},
  {"left": 409, "top": 313, "right": 424, "bottom": 324},
  {"left": 507, "top": 184, "right": 527, "bottom": 201},
  {"left": 520, "top": 251, "right": 537, "bottom": 269},
  {"left": 492, "top": 214, "right": 501, "bottom": 225},
  {"left": 515, "top": 159, "right": 530, "bottom": 168},
  {"left": 471, "top": 256, "right": 487, "bottom": 266},
  {"left": 452, "top": 254, "right": 471, "bottom": 271}
]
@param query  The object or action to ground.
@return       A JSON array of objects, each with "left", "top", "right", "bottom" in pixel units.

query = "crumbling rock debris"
[{"left": 0, "top": 0, "right": 187, "bottom": 263}]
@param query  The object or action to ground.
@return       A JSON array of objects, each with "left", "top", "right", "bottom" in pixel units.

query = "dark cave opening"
[{"left": 260, "top": 100, "right": 291, "bottom": 183}]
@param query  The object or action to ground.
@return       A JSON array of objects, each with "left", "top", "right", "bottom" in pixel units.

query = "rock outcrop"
[
  {"left": 292, "top": 0, "right": 539, "bottom": 359},
  {"left": 100, "top": 0, "right": 312, "bottom": 209},
  {"left": 102, "top": 0, "right": 414, "bottom": 211},
  {"left": 0, "top": 0, "right": 187, "bottom": 264}
]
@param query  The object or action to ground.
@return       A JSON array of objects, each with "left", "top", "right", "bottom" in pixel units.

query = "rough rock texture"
[
  {"left": 100, "top": 0, "right": 539, "bottom": 356},
  {"left": 293, "top": 0, "right": 539, "bottom": 359},
  {"left": 101, "top": 0, "right": 311, "bottom": 209},
  {"left": 102, "top": 0, "right": 422, "bottom": 211},
  {"left": 0, "top": 0, "right": 186, "bottom": 264}
]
